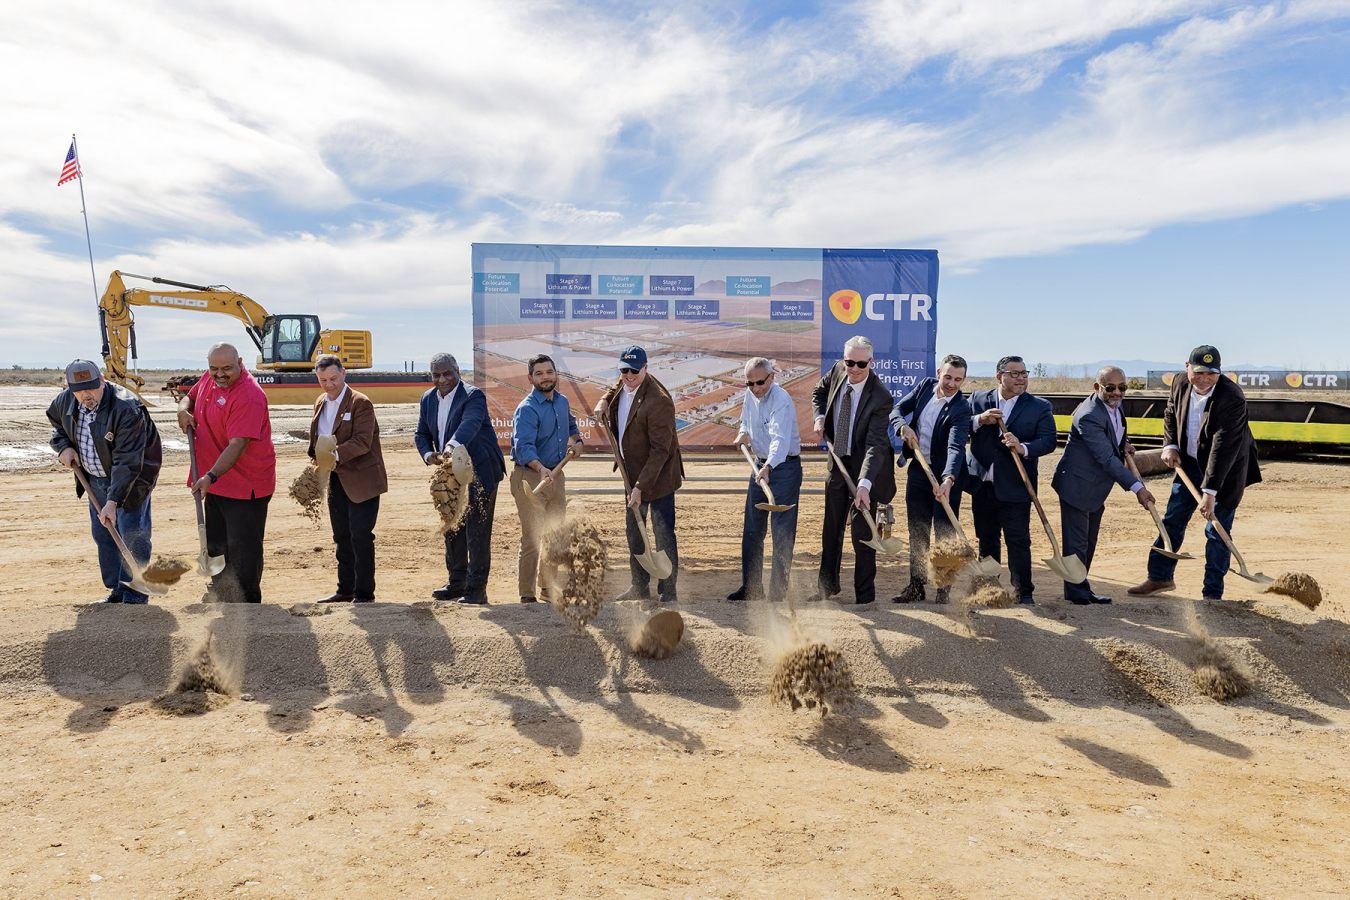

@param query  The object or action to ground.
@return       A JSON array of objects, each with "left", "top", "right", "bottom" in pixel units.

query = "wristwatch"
[{"left": 206, "top": 472, "right": 218, "bottom": 484}]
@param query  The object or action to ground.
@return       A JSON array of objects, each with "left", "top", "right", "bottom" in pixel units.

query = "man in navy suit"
[
  {"left": 414, "top": 352, "right": 506, "bottom": 604},
  {"left": 890, "top": 354, "right": 972, "bottom": 604},
  {"left": 963, "top": 356, "right": 1057, "bottom": 604},
  {"left": 1051, "top": 366, "right": 1155, "bottom": 604}
]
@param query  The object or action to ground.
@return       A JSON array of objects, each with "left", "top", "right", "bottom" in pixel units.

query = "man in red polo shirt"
[{"left": 177, "top": 343, "right": 276, "bottom": 603}]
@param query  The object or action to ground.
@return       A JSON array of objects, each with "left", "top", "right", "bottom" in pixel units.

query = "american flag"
[{"left": 58, "top": 140, "right": 81, "bottom": 186}]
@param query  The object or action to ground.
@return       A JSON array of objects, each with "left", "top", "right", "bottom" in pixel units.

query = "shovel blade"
[
  {"left": 123, "top": 577, "right": 170, "bottom": 597},
  {"left": 1149, "top": 546, "right": 1194, "bottom": 560},
  {"left": 963, "top": 556, "right": 1003, "bottom": 578},
  {"left": 524, "top": 489, "right": 545, "bottom": 510},
  {"left": 1045, "top": 555, "right": 1088, "bottom": 584},
  {"left": 636, "top": 549, "right": 673, "bottom": 580},
  {"left": 755, "top": 502, "right": 795, "bottom": 512},
  {"left": 1239, "top": 570, "right": 1275, "bottom": 585},
  {"left": 196, "top": 553, "right": 226, "bottom": 577}
]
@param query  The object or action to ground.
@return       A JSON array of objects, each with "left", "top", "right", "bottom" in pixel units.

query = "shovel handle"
[
  {"left": 72, "top": 466, "right": 138, "bottom": 566},
  {"left": 909, "top": 442, "right": 969, "bottom": 540},
  {"left": 739, "top": 443, "right": 780, "bottom": 507},
  {"left": 186, "top": 425, "right": 208, "bottom": 525},
  {"left": 1125, "top": 455, "right": 1175, "bottom": 552},
  {"left": 530, "top": 442, "right": 578, "bottom": 495},
  {"left": 1171, "top": 464, "right": 1244, "bottom": 563},
  {"left": 826, "top": 442, "right": 889, "bottom": 544},
  {"left": 996, "top": 421, "right": 1063, "bottom": 556}
]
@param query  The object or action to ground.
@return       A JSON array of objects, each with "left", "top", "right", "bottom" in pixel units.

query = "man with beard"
[
  {"left": 1050, "top": 366, "right": 1155, "bottom": 605},
  {"left": 510, "top": 353, "right": 583, "bottom": 604},
  {"left": 47, "top": 360, "right": 162, "bottom": 604},
  {"left": 177, "top": 343, "right": 276, "bottom": 603}
]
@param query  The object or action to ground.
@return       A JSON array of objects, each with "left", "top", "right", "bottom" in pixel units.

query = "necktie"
[{"left": 838, "top": 384, "right": 853, "bottom": 457}]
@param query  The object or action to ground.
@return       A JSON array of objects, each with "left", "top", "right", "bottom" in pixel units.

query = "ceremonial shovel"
[
  {"left": 825, "top": 442, "right": 903, "bottom": 554},
  {"left": 524, "top": 442, "right": 579, "bottom": 511},
  {"left": 71, "top": 467, "right": 168, "bottom": 597},
  {"left": 186, "top": 426, "right": 225, "bottom": 578},
  {"left": 739, "top": 444, "right": 794, "bottom": 512},
  {"left": 998, "top": 422, "right": 1087, "bottom": 583},
  {"left": 450, "top": 444, "right": 474, "bottom": 486},
  {"left": 602, "top": 420, "right": 672, "bottom": 579},
  {"left": 1172, "top": 464, "right": 1273, "bottom": 585},
  {"left": 1125, "top": 454, "right": 1192, "bottom": 561},
  {"left": 908, "top": 437, "right": 1002, "bottom": 578}
]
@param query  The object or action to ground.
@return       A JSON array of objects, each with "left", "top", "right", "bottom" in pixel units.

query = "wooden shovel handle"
[
  {"left": 739, "top": 443, "right": 780, "bottom": 507},
  {"left": 72, "top": 466, "right": 136, "bottom": 564},
  {"left": 909, "top": 442, "right": 967, "bottom": 539},
  {"left": 997, "top": 422, "right": 1062, "bottom": 557},
  {"left": 531, "top": 442, "right": 578, "bottom": 494},
  {"left": 600, "top": 419, "right": 632, "bottom": 494},
  {"left": 1125, "top": 454, "right": 1174, "bottom": 551},
  {"left": 1171, "top": 464, "right": 1241, "bottom": 555}
]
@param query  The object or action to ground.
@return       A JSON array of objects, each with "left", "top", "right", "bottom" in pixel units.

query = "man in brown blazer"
[
  {"left": 593, "top": 345, "right": 684, "bottom": 604},
  {"left": 307, "top": 355, "right": 389, "bottom": 603}
]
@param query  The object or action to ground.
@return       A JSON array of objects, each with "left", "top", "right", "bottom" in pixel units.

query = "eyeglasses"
[
  {"left": 744, "top": 377, "right": 769, "bottom": 387},
  {"left": 620, "top": 367, "right": 640, "bottom": 375},
  {"left": 1101, "top": 384, "right": 1128, "bottom": 393},
  {"left": 843, "top": 359, "right": 870, "bottom": 368},
  {"left": 1002, "top": 371, "right": 1029, "bottom": 379}
]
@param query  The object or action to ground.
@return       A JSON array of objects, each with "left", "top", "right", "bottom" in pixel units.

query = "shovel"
[
  {"left": 71, "top": 467, "right": 168, "bottom": 597},
  {"left": 825, "top": 442, "right": 904, "bottom": 554},
  {"left": 1172, "top": 465, "right": 1273, "bottom": 585},
  {"left": 524, "top": 442, "right": 579, "bottom": 511},
  {"left": 998, "top": 422, "right": 1087, "bottom": 583},
  {"left": 601, "top": 420, "right": 672, "bottom": 580},
  {"left": 907, "top": 435, "right": 1001, "bottom": 578},
  {"left": 1125, "top": 454, "right": 1192, "bottom": 561},
  {"left": 186, "top": 426, "right": 226, "bottom": 577},
  {"left": 739, "top": 444, "right": 794, "bottom": 512},
  {"left": 450, "top": 444, "right": 474, "bottom": 486}
]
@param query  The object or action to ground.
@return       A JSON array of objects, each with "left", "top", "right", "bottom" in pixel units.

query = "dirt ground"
[{"left": 2, "top": 390, "right": 1349, "bottom": 898}]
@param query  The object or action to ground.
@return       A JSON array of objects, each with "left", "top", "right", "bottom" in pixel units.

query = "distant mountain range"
[{"left": 965, "top": 359, "right": 1291, "bottom": 378}]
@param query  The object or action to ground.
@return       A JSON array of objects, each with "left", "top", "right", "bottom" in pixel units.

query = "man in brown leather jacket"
[{"left": 593, "top": 345, "right": 684, "bottom": 604}]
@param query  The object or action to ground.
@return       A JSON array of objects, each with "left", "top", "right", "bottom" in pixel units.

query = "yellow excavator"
[{"left": 97, "top": 270, "right": 373, "bottom": 400}]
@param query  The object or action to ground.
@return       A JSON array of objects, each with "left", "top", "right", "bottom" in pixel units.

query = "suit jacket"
[
  {"left": 601, "top": 375, "right": 684, "bottom": 501},
  {"left": 811, "top": 363, "right": 896, "bottom": 502},
  {"left": 414, "top": 382, "right": 505, "bottom": 487},
  {"left": 1163, "top": 374, "right": 1261, "bottom": 508},
  {"left": 47, "top": 382, "right": 161, "bottom": 511},
  {"left": 1051, "top": 393, "right": 1137, "bottom": 511},
  {"left": 307, "top": 387, "right": 388, "bottom": 504},
  {"left": 889, "top": 377, "right": 970, "bottom": 483},
  {"left": 964, "top": 389, "right": 1057, "bottom": 503}
]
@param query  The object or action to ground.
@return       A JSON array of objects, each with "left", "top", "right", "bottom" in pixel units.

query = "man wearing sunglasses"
[
  {"left": 728, "top": 357, "right": 801, "bottom": 603},
  {"left": 1128, "top": 345, "right": 1261, "bottom": 601},
  {"left": 807, "top": 335, "right": 897, "bottom": 604},
  {"left": 962, "top": 355, "right": 1057, "bottom": 605},
  {"left": 593, "top": 345, "right": 684, "bottom": 604},
  {"left": 1051, "top": 366, "right": 1155, "bottom": 604}
]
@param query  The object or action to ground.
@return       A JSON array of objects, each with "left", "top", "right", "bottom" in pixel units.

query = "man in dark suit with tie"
[
  {"left": 890, "top": 354, "right": 972, "bottom": 604},
  {"left": 1128, "top": 345, "right": 1261, "bottom": 600},
  {"left": 807, "top": 335, "right": 896, "bottom": 605},
  {"left": 963, "top": 356, "right": 1057, "bottom": 604},
  {"left": 1051, "top": 366, "right": 1155, "bottom": 604},
  {"left": 414, "top": 352, "right": 506, "bottom": 604}
]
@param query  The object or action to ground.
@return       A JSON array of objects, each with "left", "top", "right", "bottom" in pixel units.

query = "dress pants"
[
  {"left": 509, "top": 464, "right": 568, "bottom": 598},
  {"left": 328, "top": 471, "right": 380, "bottom": 601},
  {"left": 818, "top": 455, "right": 883, "bottom": 604},
  {"left": 739, "top": 456, "right": 802, "bottom": 600},
  {"left": 1058, "top": 499, "right": 1105, "bottom": 603},
  {"left": 444, "top": 481, "right": 498, "bottom": 604},
  {"left": 1145, "top": 456, "right": 1237, "bottom": 598},
  {"left": 969, "top": 480, "right": 1034, "bottom": 598},
  {"left": 626, "top": 492, "right": 678, "bottom": 600},
  {"left": 905, "top": 460, "right": 962, "bottom": 583},
  {"left": 205, "top": 493, "right": 271, "bottom": 603},
  {"left": 84, "top": 474, "right": 153, "bottom": 604}
]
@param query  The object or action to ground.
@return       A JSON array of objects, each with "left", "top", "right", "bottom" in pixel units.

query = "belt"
[{"left": 753, "top": 454, "right": 799, "bottom": 466}]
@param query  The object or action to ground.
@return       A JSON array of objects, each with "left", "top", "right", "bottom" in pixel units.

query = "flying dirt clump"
[
  {"left": 140, "top": 555, "right": 192, "bottom": 586},
  {"left": 289, "top": 466, "right": 327, "bottom": 524},
  {"left": 1183, "top": 601, "right": 1252, "bottom": 702},
  {"left": 768, "top": 616, "right": 857, "bottom": 718},
  {"left": 630, "top": 609, "right": 685, "bottom": 659},
  {"left": 928, "top": 536, "right": 976, "bottom": 588},
  {"left": 429, "top": 459, "right": 468, "bottom": 533},
  {"left": 963, "top": 575, "right": 1014, "bottom": 609},
  {"left": 540, "top": 517, "right": 608, "bottom": 629},
  {"left": 1265, "top": 572, "right": 1323, "bottom": 611},
  {"left": 154, "top": 631, "right": 239, "bottom": 715}
]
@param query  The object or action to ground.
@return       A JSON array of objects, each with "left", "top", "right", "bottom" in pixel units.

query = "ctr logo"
[{"left": 829, "top": 289, "right": 932, "bottom": 323}]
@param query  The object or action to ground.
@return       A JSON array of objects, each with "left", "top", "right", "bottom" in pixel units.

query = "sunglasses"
[
  {"left": 744, "top": 377, "right": 769, "bottom": 387},
  {"left": 1002, "top": 371, "right": 1029, "bottom": 379},
  {"left": 620, "top": 367, "right": 640, "bottom": 375},
  {"left": 843, "top": 359, "right": 870, "bottom": 368},
  {"left": 1101, "top": 383, "right": 1128, "bottom": 393}
]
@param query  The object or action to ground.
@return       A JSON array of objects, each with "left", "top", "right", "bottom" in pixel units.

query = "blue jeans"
[
  {"left": 627, "top": 492, "right": 678, "bottom": 600},
  {"left": 740, "top": 456, "right": 802, "bottom": 600},
  {"left": 1146, "top": 459, "right": 1237, "bottom": 599},
  {"left": 85, "top": 475, "right": 153, "bottom": 603}
]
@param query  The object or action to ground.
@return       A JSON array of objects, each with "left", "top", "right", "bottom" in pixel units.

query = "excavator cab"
[{"left": 259, "top": 314, "right": 321, "bottom": 370}]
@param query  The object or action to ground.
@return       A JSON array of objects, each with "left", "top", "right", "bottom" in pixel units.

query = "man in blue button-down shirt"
[
  {"left": 728, "top": 357, "right": 802, "bottom": 603},
  {"left": 510, "top": 354, "right": 583, "bottom": 603}
]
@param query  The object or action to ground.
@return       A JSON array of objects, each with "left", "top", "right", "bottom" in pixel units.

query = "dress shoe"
[
  {"left": 353, "top": 597, "right": 374, "bottom": 603},
  {"left": 659, "top": 594, "right": 678, "bottom": 604},
  {"left": 615, "top": 586, "right": 652, "bottom": 604},
  {"left": 805, "top": 589, "right": 839, "bottom": 603},
  {"left": 892, "top": 579, "right": 926, "bottom": 604},
  {"left": 1018, "top": 596, "right": 1035, "bottom": 606},
  {"left": 460, "top": 592, "right": 488, "bottom": 606},
  {"left": 520, "top": 595, "right": 538, "bottom": 603},
  {"left": 1202, "top": 593, "right": 1223, "bottom": 601},
  {"left": 1090, "top": 594, "right": 1112, "bottom": 604},
  {"left": 318, "top": 592, "right": 355, "bottom": 604},
  {"left": 726, "top": 586, "right": 764, "bottom": 603},
  {"left": 1127, "top": 579, "right": 1175, "bottom": 597},
  {"left": 90, "top": 591, "right": 123, "bottom": 605},
  {"left": 934, "top": 588, "right": 950, "bottom": 605},
  {"left": 433, "top": 584, "right": 464, "bottom": 601},
  {"left": 855, "top": 595, "right": 875, "bottom": 605}
]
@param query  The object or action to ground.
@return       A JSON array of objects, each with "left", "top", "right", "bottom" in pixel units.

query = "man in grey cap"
[{"left": 47, "top": 360, "right": 163, "bottom": 603}]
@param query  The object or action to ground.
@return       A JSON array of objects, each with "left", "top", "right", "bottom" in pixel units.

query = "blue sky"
[{"left": 3, "top": 0, "right": 1348, "bottom": 371}]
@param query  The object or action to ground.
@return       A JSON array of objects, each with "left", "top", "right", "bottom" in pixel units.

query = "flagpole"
[{"left": 71, "top": 133, "right": 101, "bottom": 304}]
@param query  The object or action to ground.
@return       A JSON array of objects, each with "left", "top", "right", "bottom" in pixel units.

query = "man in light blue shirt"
[
  {"left": 510, "top": 354, "right": 583, "bottom": 603},
  {"left": 728, "top": 357, "right": 802, "bottom": 602}
]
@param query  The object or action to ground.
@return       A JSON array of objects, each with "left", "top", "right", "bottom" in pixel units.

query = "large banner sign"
[
  {"left": 1148, "top": 370, "right": 1349, "bottom": 391},
  {"left": 472, "top": 243, "right": 938, "bottom": 450}
]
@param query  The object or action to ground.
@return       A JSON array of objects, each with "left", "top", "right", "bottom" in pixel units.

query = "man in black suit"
[
  {"left": 890, "top": 354, "right": 972, "bottom": 604},
  {"left": 807, "top": 335, "right": 896, "bottom": 604},
  {"left": 1128, "top": 345, "right": 1261, "bottom": 601},
  {"left": 414, "top": 352, "right": 506, "bottom": 605},
  {"left": 963, "top": 356, "right": 1058, "bottom": 604}
]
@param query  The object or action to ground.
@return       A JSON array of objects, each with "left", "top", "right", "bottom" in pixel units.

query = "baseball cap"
[
  {"left": 619, "top": 345, "right": 647, "bottom": 370},
  {"left": 1188, "top": 345, "right": 1221, "bottom": 373},
  {"left": 64, "top": 359, "right": 103, "bottom": 391}
]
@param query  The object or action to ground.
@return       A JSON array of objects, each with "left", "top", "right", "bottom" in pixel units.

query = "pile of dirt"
[
  {"left": 154, "top": 632, "right": 239, "bottom": 715},
  {"left": 141, "top": 555, "right": 191, "bottom": 586},
  {"left": 429, "top": 459, "right": 468, "bottom": 534},
  {"left": 1266, "top": 572, "right": 1323, "bottom": 610},
  {"left": 630, "top": 609, "right": 684, "bottom": 659},
  {"left": 1097, "top": 638, "right": 1188, "bottom": 706},
  {"left": 540, "top": 517, "right": 609, "bottom": 629},
  {"left": 929, "top": 536, "right": 976, "bottom": 588},
  {"left": 963, "top": 576, "right": 1014, "bottom": 609},
  {"left": 770, "top": 641, "right": 857, "bottom": 717},
  {"left": 288, "top": 466, "right": 327, "bottom": 524},
  {"left": 287, "top": 602, "right": 333, "bottom": 617}
]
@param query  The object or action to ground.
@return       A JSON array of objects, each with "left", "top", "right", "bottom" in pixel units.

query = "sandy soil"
[{"left": 2, "top": 392, "right": 1349, "bottom": 898}]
